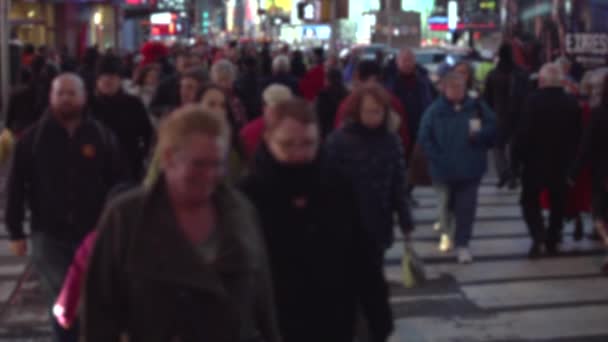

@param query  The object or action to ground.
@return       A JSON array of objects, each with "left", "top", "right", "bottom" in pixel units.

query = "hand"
[{"left": 9, "top": 240, "right": 27, "bottom": 257}]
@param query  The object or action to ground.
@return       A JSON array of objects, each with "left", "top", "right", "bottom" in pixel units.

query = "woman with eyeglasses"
[{"left": 240, "top": 98, "right": 393, "bottom": 342}]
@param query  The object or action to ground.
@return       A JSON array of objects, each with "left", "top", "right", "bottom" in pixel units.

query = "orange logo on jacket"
[{"left": 82, "top": 144, "right": 96, "bottom": 159}]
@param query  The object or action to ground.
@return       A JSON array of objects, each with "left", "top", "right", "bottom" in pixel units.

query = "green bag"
[{"left": 402, "top": 243, "right": 427, "bottom": 288}]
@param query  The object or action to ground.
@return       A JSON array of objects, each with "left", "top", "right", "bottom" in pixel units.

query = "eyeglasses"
[{"left": 272, "top": 138, "right": 319, "bottom": 151}]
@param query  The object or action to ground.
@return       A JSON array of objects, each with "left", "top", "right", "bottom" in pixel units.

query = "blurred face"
[
  {"left": 360, "top": 95, "right": 386, "bottom": 129},
  {"left": 180, "top": 77, "right": 200, "bottom": 105},
  {"left": 213, "top": 74, "right": 233, "bottom": 91},
  {"left": 144, "top": 68, "right": 160, "bottom": 87},
  {"left": 265, "top": 118, "right": 320, "bottom": 164},
  {"left": 397, "top": 51, "right": 416, "bottom": 75},
  {"left": 263, "top": 105, "right": 279, "bottom": 123},
  {"left": 96, "top": 74, "right": 122, "bottom": 96},
  {"left": 444, "top": 80, "right": 466, "bottom": 103},
  {"left": 454, "top": 64, "right": 471, "bottom": 85},
  {"left": 164, "top": 134, "right": 226, "bottom": 205},
  {"left": 176, "top": 55, "right": 194, "bottom": 74},
  {"left": 200, "top": 89, "right": 227, "bottom": 117},
  {"left": 50, "top": 77, "right": 85, "bottom": 121}
]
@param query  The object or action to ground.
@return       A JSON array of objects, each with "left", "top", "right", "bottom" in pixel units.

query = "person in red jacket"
[
  {"left": 299, "top": 48, "right": 338, "bottom": 101},
  {"left": 240, "top": 84, "right": 294, "bottom": 159},
  {"left": 334, "top": 60, "right": 410, "bottom": 154}
]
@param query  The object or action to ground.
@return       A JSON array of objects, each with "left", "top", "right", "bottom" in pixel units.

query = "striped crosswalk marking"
[{"left": 390, "top": 180, "right": 608, "bottom": 342}]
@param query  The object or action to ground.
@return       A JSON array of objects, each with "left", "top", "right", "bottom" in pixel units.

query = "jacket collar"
[
  {"left": 40, "top": 109, "right": 95, "bottom": 133},
  {"left": 125, "top": 175, "right": 262, "bottom": 292}
]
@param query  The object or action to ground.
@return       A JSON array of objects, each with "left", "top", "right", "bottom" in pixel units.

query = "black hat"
[{"left": 95, "top": 54, "right": 123, "bottom": 78}]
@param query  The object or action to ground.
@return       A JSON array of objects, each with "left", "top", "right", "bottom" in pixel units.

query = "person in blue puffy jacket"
[{"left": 418, "top": 71, "right": 496, "bottom": 264}]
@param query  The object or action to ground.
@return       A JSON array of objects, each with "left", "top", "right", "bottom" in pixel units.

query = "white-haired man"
[
  {"left": 260, "top": 55, "right": 300, "bottom": 96},
  {"left": 512, "top": 62, "right": 582, "bottom": 258}
]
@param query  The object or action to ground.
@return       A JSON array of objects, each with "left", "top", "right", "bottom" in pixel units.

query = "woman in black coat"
[
  {"left": 240, "top": 99, "right": 393, "bottom": 342},
  {"left": 325, "top": 84, "right": 413, "bottom": 256}
]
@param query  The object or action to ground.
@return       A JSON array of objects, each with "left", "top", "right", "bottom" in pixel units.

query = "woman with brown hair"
[
  {"left": 82, "top": 106, "right": 280, "bottom": 342},
  {"left": 240, "top": 98, "right": 393, "bottom": 342},
  {"left": 325, "top": 84, "right": 413, "bottom": 258},
  {"left": 124, "top": 63, "right": 161, "bottom": 110},
  {"left": 198, "top": 83, "right": 248, "bottom": 182}
]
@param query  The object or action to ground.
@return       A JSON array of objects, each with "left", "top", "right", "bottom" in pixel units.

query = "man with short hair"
[
  {"left": 385, "top": 48, "right": 435, "bottom": 203},
  {"left": 5, "top": 73, "right": 130, "bottom": 341},
  {"left": 90, "top": 54, "right": 153, "bottom": 180},
  {"left": 513, "top": 63, "right": 582, "bottom": 258}
]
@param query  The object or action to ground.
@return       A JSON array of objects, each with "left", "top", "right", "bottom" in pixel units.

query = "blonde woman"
[{"left": 82, "top": 106, "right": 280, "bottom": 342}]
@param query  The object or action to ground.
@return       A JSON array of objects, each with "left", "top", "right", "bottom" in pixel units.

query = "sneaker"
[
  {"left": 439, "top": 234, "right": 452, "bottom": 252},
  {"left": 433, "top": 221, "right": 441, "bottom": 231},
  {"left": 457, "top": 248, "right": 473, "bottom": 264}
]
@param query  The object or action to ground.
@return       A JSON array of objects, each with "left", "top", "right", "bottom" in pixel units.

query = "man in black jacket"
[
  {"left": 90, "top": 54, "right": 153, "bottom": 180},
  {"left": 5, "top": 73, "right": 130, "bottom": 341},
  {"left": 484, "top": 43, "right": 529, "bottom": 188},
  {"left": 512, "top": 63, "right": 582, "bottom": 258}
]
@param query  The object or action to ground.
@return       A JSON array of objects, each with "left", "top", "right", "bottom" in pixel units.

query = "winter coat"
[
  {"left": 235, "top": 73, "right": 263, "bottom": 120},
  {"left": 315, "top": 86, "right": 349, "bottom": 139},
  {"left": 5, "top": 113, "right": 130, "bottom": 242},
  {"left": 299, "top": 64, "right": 325, "bottom": 101},
  {"left": 90, "top": 92, "right": 154, "bottom": 180},
  {"left": 325, "top": 123, "right": 413, "bottom": 250},
  {"left": 542, "top": 103, "right": 592, "bottom": 216},
  {"left": 512, "top": 87, "right": 582, "bottom": 180},
  {"left": 240, "top": 145, "right": 393, "bottom": 342},
  {"left": 81, "top": 178, "right": 280, "bottom": 342},
  {"left": 418, "top": 96, "right": 496, "bottom": 183},
  {"left": 483, "top": 66, "right": 529, "bottom": 143},
  {"left": 571, "top": 104, "right": 608, "bottom": 188},
  {"left": 240, "top": 117, "right": 265, "bottom": 160},
  {"left": 385, "top": 70, "right": 435, "bottom": 141},
  {"left": 149, "top": 74, "right": 180, "bottom": 112}
]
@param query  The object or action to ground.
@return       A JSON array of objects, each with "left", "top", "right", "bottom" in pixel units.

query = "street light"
[
  {"left": 93, "top": 11, "right": 102, "bottom": 25},
  {"left": 93, "top": 11, "right": 103, "bottom": 46}
]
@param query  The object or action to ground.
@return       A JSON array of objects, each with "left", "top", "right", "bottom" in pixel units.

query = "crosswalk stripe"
[
  {"left": 461, "top": 277, "right": 608, "bottom": 309},
  {"left": 393, "top": 305, "right": 608, "bottom": 341}
]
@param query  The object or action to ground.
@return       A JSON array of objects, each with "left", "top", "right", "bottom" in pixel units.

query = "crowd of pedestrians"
[{"left": 2, "top": 38, "right": 608, "bottom": 341}]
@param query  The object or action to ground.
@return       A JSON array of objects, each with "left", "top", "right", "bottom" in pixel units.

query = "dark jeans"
[
  {"left": 520, "top": 174, "right": 567, "bottom": 245},
  {"left": 435, "top": 180, "right": 481, "bottom": 248},
  {"left": 592, "top": 183, "right": 608, "bottom": 222},
  {"left": 31, "top": 232, "right": 81, "bottom": 342}
]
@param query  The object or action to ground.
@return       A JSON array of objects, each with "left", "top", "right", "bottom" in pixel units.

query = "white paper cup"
[{"left": 469, "top": 118, "right": 482, "bottom": 133}]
